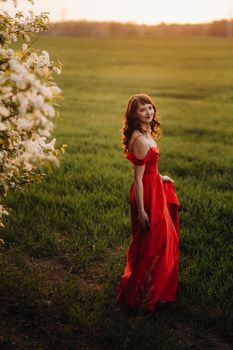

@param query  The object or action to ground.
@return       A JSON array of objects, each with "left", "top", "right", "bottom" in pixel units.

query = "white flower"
[
  {"left": 34, "top": 95, "right": 45, "bottom": 109},
  {"left": 24, "top": 34, "right": 30, "bottom": 42},
  {"left": 23, "top": 139, "right": 43, "bottom": 157},
  {"left": 39, "top": 85, "right": 53, "bottom": 99},
  {"left": 0, "top": 105, "right": 10, "bottom": 117},
  {"left": 10, "top": 73, "right": 27, "bottom": 89},
  {"left": 1, "top": 86, "right": 12, "bottom": 94},
  {"left": 7, "top": 49, "right": 14, "bottom": 57},
  {"left": 40, "top": 50, "right": 50, "bottom": 66},
  {"left": 0, "top": 151, "right": 5, "bottom": 163},
  {"left": 24, "top": 161, "right": 33, "bottom": 171},
  {"left": 11, "top": 33, "right": 17, "bottom": 42},
  {"left": 37, "top": 66, "right": 50, "bottom": 77},
  {"left": 38, "top": 128, "right": 51, "bottom": 137},
  {"left": 53, "top": 66, "right": 61, "bottom": 75},
  {"left": 0, "top": 49, "right": 7, "bottom": 58},
  {"left": 33, "top": 109, "right": 44, "bottom": 119},
  {"left": 50, "top": 85, "right": 61, "bottom": 95},
  {"left": 0, "top": 205, "right": 9, "bottom": 217},
  {"left": 1, "top": 63, "right": 7, "bottom": 71},
  {"left": 22, "top": 43, "right": 28, "bottom": 52},
  {"left": 0, "top": 75, "right": 6, "bottom": 85},
  {"left": 39, "top": 137, "right": 56, "bottom": 151},
  {"left": 9, "top": 129, "right": 19, "bottom": 137},
  {"left": 16, "top": 117, "right": 33, "bottom": 131},
  {"left": 30, "top": 52, "right": 39, "bottom": 62},
  {"left": 10, "top": 59, "right": 27, "bottom": 74},
  {"left": 18, "top": 96, "right": 29, "bottom": 115},
  {"left": 0, "top": 122, "right": 7, "bottom": 131},
  {"left": 42, "top": 103, "right": 55, "bottom": 117}
]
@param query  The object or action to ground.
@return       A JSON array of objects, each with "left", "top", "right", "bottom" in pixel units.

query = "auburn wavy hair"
[{"left": 121, "top": 94, "right": 161, "bottom": 154}]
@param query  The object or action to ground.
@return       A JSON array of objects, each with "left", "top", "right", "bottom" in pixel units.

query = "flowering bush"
[{"left": 0, "top": 0, "right": 64, "bottom": 228}]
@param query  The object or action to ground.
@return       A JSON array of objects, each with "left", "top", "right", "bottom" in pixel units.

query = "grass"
[{"left": 0, "top": 35, "right": 233, "bottom": 349}]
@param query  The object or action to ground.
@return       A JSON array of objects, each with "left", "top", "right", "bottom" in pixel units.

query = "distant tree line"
[{"left": 46, "top": 19, "right": 233, "bottom": 38}]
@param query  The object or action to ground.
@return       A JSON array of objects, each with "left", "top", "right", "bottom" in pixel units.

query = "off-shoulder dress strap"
[{"left": 131, "top": 134, "right": 145, "bottom": 151}]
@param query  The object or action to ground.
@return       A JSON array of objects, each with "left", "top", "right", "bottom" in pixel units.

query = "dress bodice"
[{"left": 126, "top": 147, "right": 159, "bottom": 174}]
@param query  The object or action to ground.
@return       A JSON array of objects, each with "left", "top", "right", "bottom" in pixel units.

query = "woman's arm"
[
  {"left": 132, "top": 137, "right": 151, "bottom": 231},
  {"left": 134, "top": 165, "right": 146, "bottom": 212},
  {"left": 134, "top": 165, "right": 150, "bottom": 231}
]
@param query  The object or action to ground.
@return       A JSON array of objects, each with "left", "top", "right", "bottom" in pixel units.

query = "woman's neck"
[
  {"left": 141, "top": 124, "right": 150, "bottom": 136},
  {"left": 142, "top": 125, "right": 151, "bottom": 137}
]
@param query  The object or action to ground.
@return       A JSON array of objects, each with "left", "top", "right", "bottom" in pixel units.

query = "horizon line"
[{"left": 51, "top": 17, "right": 232, "bottom": 26}]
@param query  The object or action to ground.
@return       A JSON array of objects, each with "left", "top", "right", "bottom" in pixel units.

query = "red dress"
[{"left": 117, "top": 145, "right": 180, "bottom": 312}]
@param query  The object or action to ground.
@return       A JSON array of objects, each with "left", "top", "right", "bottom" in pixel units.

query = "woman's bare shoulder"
[
  {"left": 128, "top": 131, "right": 144, "bottom": 150},
  {"left": 129, "top": 131, "right": 149, "bottom": 159}
]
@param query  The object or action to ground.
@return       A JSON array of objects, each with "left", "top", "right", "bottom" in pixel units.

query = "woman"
[{"left": 117, "top": 94, "right": 180, "bottom": 314}]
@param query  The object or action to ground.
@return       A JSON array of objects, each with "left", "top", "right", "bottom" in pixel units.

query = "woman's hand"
[
  {"left": 138, "top": 210, "right": 150, "bottom": 232},
  {"left": 160, "top": 174, "right": 174, "bottom": 183}
]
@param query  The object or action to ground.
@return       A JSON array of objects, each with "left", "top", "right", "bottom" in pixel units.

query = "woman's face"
[{"left": 135, "top": 102, "right": 154, "bottom": 125}]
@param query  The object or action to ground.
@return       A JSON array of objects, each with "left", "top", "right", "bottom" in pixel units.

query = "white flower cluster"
[
  {"left": 0, "top": 1, "right": 47, "bottom": 46},
  {"left": 0, "top": 0, "right": 63, "bottom": 227}
]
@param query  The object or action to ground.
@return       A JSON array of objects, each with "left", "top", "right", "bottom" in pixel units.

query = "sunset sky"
[{"left": 1, "top": 0, "right": 232, "bottom": 24}]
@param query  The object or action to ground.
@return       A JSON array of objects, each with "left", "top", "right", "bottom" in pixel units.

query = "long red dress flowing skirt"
[{"left": 117, "top": 147, "right": 180, "bottom": 312}]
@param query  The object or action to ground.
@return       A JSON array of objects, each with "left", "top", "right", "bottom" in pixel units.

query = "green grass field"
[{"left": 1, "top": 35, "right": 233, "bottom": 349}]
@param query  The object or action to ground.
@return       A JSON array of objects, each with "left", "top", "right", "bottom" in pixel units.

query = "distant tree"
[
  {"left": 209, "top": 20, "right": 229, "bottom": 37},
  {"left": 46, "top": 20, "right": 233, "bottom": 38}
]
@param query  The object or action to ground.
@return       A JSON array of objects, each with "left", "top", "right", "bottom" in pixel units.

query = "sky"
[{"left": 1, "top": 0, "right": 233, "bottom": 25}]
